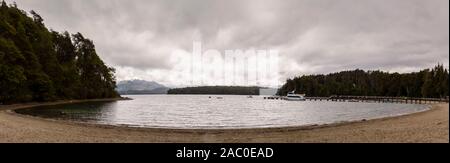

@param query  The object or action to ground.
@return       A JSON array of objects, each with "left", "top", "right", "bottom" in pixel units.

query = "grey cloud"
[{"left": 12, "top": 0, "right": 449, "bottom": 85}]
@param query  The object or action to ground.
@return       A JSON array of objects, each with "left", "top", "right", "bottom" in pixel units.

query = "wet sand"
[{"left": 0, "top": 100, "right": 448, "bottom": 143}]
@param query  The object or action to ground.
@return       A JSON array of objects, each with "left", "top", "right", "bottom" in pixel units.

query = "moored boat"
[{"left": 286, "top": 91, "right": 306, "bottom": 101}]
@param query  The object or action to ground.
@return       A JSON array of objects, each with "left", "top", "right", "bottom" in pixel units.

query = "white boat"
[
  {"left": 286, "top": 91, "right": 306, "bottom": 101},
  {"left": 348, "top": 99, "right": 359, "bottom": 102}
]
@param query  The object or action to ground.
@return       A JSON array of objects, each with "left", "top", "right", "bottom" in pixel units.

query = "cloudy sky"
[{"left": 12, "top": 0, "right": 449, "bottom": 87}]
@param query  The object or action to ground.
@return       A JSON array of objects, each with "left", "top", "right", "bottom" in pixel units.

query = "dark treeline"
[
  {"left": 0, "top": 2, "right": 118, "bottom": 104},
  {"left": 278, "top": 65, "right": 449, "bottom": 98},
  {"left": 168, "top": 86, "right": 260, "bottom": 95}
]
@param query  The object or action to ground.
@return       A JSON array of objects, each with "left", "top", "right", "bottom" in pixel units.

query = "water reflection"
[{"left": 16, "top": 95, "right": 430, "bottom": 129}]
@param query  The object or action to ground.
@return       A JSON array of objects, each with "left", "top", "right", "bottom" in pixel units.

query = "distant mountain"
[{"left": 116, "top": 80, "right": 169, "bottom": 95}]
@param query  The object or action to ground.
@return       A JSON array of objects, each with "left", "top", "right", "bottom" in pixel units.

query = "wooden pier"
[
  {"left": 264, "top": 95, "right": 449, "bottom": 104},
  {"left": 264, "top": 96, "right": 283, "bottom": 100}
]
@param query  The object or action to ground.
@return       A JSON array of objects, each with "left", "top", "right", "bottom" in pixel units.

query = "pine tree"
[
  {"left": 278, "top": 65, "right": 449, "bottom": 98},
  {"left": 0, "top": 3, "right": 119, "bottom": 104}
]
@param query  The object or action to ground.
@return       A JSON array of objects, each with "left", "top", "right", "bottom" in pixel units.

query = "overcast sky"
[{"left": 12, "top": 0, "right": 449, "bottom": 87}]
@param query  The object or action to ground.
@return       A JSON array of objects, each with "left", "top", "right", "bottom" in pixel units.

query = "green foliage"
[
  {"left": 0, "top": 38, "right": 26, "bottom": 102},
  {"left": 168, "top": 86, "right": 260, "bottom": 95},
  {"left": 0, "top": 3, "right": 118, "bottom": 104},
  {"left": 278, "top": 65, "right": 449, "bottom": 98}
]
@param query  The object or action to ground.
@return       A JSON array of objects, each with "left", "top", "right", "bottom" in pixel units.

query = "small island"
[{"left": 168, "top": 86, "right": 261, "bottom": 95}]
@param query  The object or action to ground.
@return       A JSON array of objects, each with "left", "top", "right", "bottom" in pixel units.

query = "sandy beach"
[{"left": 0, "top": 100, "right": 448, "bottom": 143}]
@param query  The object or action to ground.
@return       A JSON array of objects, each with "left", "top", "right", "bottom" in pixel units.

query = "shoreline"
[
  {"left": 3, "top": 98, "right": 431, "bottom": 132},
  {"left": 0, "top": 99, "right": 448, "bottom": 143},
  {"left": 0, "top": 97, "right": 130, "bottom": 111},
  {"left": 6, "top": 103, "right": 433, "bottom": 132}
]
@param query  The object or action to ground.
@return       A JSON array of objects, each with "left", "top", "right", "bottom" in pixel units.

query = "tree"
[
  {"left": 278, "top": 65, "right": 449, "bottom": 98},
  {"left": 0, "top": 38, "right": 26, "bottom": 103},
  {"left": 0, "top": 3, "right": 119, "bottom": 104},
  {"left": 30, "top": 10, "right": 43, "bottom": 26}
]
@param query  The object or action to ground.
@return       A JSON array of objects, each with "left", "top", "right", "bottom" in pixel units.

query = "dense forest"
[
  {"left": 0, "top": 2, "right": 118, "bottom": 104},
  {"left": 168, "top": 86, "right": 260, "bottom": 95},
  {"left": 278, "top": 65, "right": 449, "bottom": 98}
]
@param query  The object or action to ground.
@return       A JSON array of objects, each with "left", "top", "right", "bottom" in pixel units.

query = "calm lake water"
[{"left": 16, "top": 95, "right": 429, "bottom": 129}]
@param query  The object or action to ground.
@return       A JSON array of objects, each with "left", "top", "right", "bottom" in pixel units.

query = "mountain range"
[{"left": 116, "top": 80, "right": 169, "bottom": 95}]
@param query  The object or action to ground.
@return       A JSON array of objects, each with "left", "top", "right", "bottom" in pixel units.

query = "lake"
[{"left": 15, "top": 95, "right": 430, "bottom": 129}]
